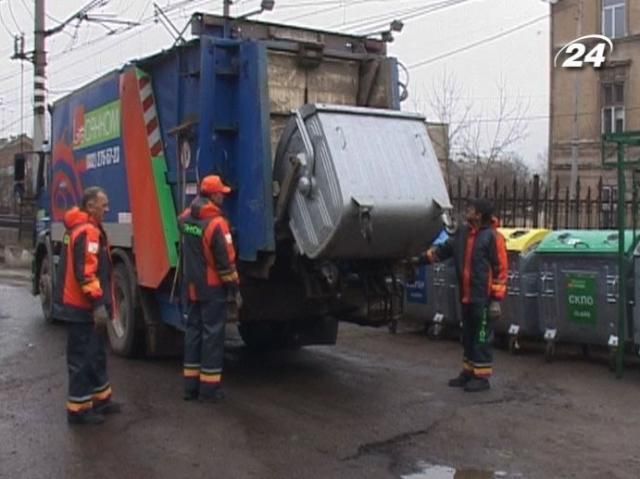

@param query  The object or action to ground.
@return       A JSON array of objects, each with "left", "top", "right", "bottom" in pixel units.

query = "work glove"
[
  {"left": 488, "top": 301, "right": 502, "bottom": 321},
  {"left": 93, "top": 305, "right": 109, "bottom": 331}
]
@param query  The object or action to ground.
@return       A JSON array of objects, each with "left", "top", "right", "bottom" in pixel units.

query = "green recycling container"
[{"left": 536, "top": 230, "right": 637, "bottom": 362}]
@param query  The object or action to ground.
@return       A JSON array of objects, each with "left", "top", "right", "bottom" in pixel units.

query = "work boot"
[
  {"left": 199, "top": 388, "right": 225, "bottom": 404},
  {"left": 183, "top": 391, "right": 199, "bottom": 401},
  {"left": 93, "top": 401, "right": 123, "bottom": 415},
  {"left": 464, "top": 377, "right": 490, "bottom": 393},
  {"left": 448, "top": 372, "right": 472, "bottom": 388},
  {"left": 67, "top": 410, "right": 105, "bottom": 426}
]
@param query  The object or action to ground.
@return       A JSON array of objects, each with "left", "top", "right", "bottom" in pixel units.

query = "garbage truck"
[{"left": 31, "top": 12, "right": 451, "bottom": 356}]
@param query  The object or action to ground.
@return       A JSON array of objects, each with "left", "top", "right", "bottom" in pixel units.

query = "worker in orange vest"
[
  {"left": 179, "top": 175, "right": 240, "bottom": 402},
  {"left": 418, "top": 198, "right": 508, "bottom": 392},
  {"left": 54, "top": 186, "right": 122, "bottom": 425}
]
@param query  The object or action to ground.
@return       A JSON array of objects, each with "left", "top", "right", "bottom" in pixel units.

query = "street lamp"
[
  {"left": 365, "top": 19, "right": 404, "bottom": 43},
  {"left": 239, "top": 0, "right": 275, "bottom": 19}
]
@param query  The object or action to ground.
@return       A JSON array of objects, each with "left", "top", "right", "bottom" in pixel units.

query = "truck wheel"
[
  {"left": 38, "top": 251, "right": 54, "bottom": 323},
  {"left": 238, "top": 321, "right": 290, "bottom": 351},
  {"left": 107, "top": 263, "right": 140, "bottom": 357}
]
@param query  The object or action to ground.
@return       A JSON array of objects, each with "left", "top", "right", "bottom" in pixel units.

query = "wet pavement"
[{"left": 1, "top": 268, "right": 639, "bottom": 479}]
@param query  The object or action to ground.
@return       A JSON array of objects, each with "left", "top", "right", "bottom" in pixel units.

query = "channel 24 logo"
[{"left": 554, "top": 34, "right": 614, "bottom": 69}]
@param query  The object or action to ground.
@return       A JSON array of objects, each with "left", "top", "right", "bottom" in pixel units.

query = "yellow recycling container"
[
  {"left": 499, "top": 228, "right": 551, "bottom": 254},
  {"left": 496, "top": 228, "right": 551, "bottom": 351}
]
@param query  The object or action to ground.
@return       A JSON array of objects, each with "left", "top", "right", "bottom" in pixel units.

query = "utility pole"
[
  {"left": 12, "top": 1, "right": 138, "bottom": 193},
  {"left": 32, "top": 0, "right": 46, "bottom": 194},
  {"left": 223, "top": 0, "right": 232, "bottom": 17},
  {"left": 568, "top": 0, "right": 582, "bottom": 224}
]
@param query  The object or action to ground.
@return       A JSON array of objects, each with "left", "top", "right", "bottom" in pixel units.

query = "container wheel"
[
  {"left": 608, "top": 348, "right": 617, "bottom": 372},
  {"left": 38, "top": 251, "right": 54, "bottom": 323},
  {"left": 427, "top": 323, "right": 442, "bottom": 339},
  {"left": 581, "top": 344, "right": 591, "bottom": 359},
  {"left": 508, "top": 336, "right": 519, "bottom": 355},
  {"left": 544, "top": 341, "right": 555, "bottom": 363},
  {"left": 388, "top": 319, "right": 398, "bottom": 335},
  {"left": 107, "top": 263, "right": 142, "bottom": 357}
]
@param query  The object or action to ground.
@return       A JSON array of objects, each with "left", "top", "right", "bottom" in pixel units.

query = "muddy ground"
[{"left": 1, "top": 268, "right": 639, "bottom": 479}]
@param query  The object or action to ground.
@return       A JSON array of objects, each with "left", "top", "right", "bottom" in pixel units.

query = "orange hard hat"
[{"left": 200, "top": 175, "right": 231, "bottom": 195}]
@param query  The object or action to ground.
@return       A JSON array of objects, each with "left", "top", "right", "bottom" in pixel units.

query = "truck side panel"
[{"left": 50, "top": 72, "right": 131, "bottom": 239}]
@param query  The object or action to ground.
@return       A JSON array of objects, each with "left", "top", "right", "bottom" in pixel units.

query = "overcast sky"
[{"left": 0, "top": 0, "right": 550, "bottom": 170}]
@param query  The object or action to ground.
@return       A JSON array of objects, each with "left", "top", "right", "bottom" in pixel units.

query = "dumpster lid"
[
  {"left": 498, "top": 228, "right": 550, "bottom": 253},
  {"left": 537, "top": 230, "right": 639, "bottom": 255}
]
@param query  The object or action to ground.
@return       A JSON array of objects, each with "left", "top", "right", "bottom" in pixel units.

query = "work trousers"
[
  {"left": 461, "top": 302, "right": 493, "bottom": 379},
  {"left": 183, "top": 291, "right": 227, "bottom": 399},
  {"left": 66, "top": 322, "right": 112, "bottom": 415}
]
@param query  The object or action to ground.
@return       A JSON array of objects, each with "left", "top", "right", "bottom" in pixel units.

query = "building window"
[
  {"left": 602, "top": 0, "right": 626, "bottom": 38},
  {"left": 602, "top": 82, "right": 625, "bottom": 134}
]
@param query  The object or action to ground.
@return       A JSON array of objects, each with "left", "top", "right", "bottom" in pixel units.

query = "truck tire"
[
  {"left": 38, "top": 251, "right": 54, "bottom": 323},
  {"left": 107, "top": 263, "right": 141, "bottom": 357},
  {"left": 238, "top": 321, "right": 291, "bottom": 351}
]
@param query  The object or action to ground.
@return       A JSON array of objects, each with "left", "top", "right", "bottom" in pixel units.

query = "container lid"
[
  {"left": 536, "top": 230, "right": 639, "bottom": 255},
  {"left": 498, "top": 228, "right": 551, "bottom": 253}
]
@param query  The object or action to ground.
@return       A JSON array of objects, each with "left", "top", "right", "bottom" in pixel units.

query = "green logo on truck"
[
  {"left": 73, "top": 100, "right": 121, "bottom": 150},
  {"left": 566, "top": 273, "right": 597, "bottom": 326}
]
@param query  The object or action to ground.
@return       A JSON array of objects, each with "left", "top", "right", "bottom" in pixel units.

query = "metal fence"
[{"left": 448, "top": 175, "right": 639, "bottom": 230}]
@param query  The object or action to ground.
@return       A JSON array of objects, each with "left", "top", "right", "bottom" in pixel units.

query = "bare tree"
[
  {"left": 424, "top": 71, "right": 530, "bottom": 182},
  {"left": 535, "top": 150, "right": 549, "bottom": 184},
  {"left": 452, "top": 153, "right": 532, "bottom": 194},
  {"left": 459, "top": 77, "right": 530, "bottom": 175},
  {"left": 421, "top": 68, "right": 473, "bottom": 185}
]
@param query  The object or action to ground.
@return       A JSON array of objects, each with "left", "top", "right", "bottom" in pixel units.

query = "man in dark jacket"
[
  {"left": 421, "top": 198, "right": 508, "bottom": 392},
  {"left": 179, "top": 175, "right": 240, "bottom": 402},
  {"left": 54, "top": 186, "right": 122, "bottom": 425}
]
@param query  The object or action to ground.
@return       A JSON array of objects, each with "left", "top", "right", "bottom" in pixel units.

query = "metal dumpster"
[
  {"left": 497, "top": 228, "right": 550, "bottom": 353},
  {"left": 404, "top": 231, "right": 448, "bottom": 328},
  {"left": 426, "top": 232, "right": 460, "bottom": 338},
  {"left": 536, "top": 230, "right": 637, "bottom": 363},
  {"left": 634, "top": 245, "right": 640, "bottom": 354}
]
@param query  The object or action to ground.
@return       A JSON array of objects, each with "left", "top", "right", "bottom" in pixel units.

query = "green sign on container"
[{"left": 566, "top": 273, "right": 597, "bottom": 326}]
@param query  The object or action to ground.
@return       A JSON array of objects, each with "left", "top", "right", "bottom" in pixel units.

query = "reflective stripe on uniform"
[
  {"left": 92, "top": 385, "right": 112, "bottom": 402},
  {"left": 473, "top": 367, "right": 492, "bottom": 378},
  {"left": 67, "top": 399, "right": 93, "bottom": 413},
  {"left": 199, "top": 372, "right": 222, "bottom": 384},
  {"left": 183, "top": 367, "right": 200, "bottom": 378}
]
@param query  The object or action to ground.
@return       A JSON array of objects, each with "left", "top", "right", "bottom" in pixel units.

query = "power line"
[
  {"left": 346, "top": 0, "right": 473, "bottom": 33},
  {"left": 407, "top": 14, "right": 548, "bottom": 70},
  {"left": 425, "top": 106, "right": 640, "bottom": 125},
  {"left": 0, "top": 2, "right": 16, "bottom": 36},
  {"left": 332, "top": 2, "right": 439, "bottom": 30},
  {"left": 19, "top": 0, "right": 34, "bottom": 20},
  {"left": 7, "top": 0, "right": 22, "bottom": 33},
  {"left": 1, "top": 112, "right": 34, "bottom": 134}
]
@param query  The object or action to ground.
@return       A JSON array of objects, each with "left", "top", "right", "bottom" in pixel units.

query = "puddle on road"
[{"left": 402, "top": 462, "right": 522, "bottom": 479}]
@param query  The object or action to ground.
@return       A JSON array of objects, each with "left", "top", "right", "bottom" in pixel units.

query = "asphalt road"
[{"left": 1, "top": 268, "right": 639, "bottom": 479}]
